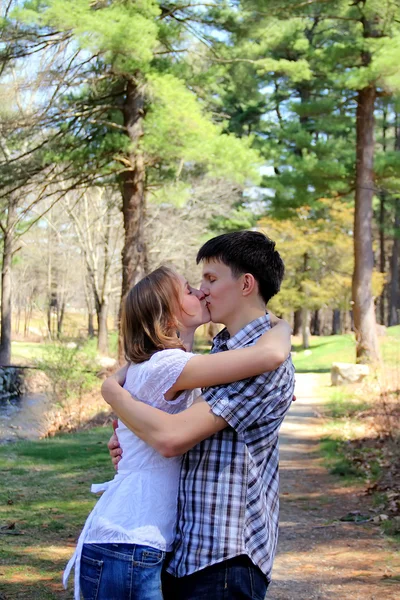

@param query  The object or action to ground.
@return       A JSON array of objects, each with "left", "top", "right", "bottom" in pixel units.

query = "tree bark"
[
  {"left": 301, "top": 306, "right": 310, "bottom": 349},
  {"left": 118, "top": 77, "right": 148, "bottom": 362},
  {"left": 293, "top": 309, "right": 302, "bottom": 336},
  {"left": 378, "top": 104, "right": 388, "bottom": 325},
  {"left": 84, "top": 278, "right": 95, "bottom": 338},
  {"left": 57, "top": 299, "right": 65, "bottom": 339},
  {"left": 389, "top": 198, "right": 400, "bottom": 326},
  {"left": 97, "top": 300, "right": 109, "bottom": 355},
  {"left": 378, "top": 190, "right": 386, "bottom": 324},
  {"left": 310, "top": 309, "right": 320, "bottom": 336},
  {"left": 0, "top": 200, "right": 16, "bottom": 365},
  {"left": 352, "top": 84, "right": 380, "bottom": 363},
  {"left": 332, "top": 309, "right": 341, "bottom": 335}
]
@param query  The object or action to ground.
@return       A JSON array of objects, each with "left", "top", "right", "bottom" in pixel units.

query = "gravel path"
[{"left": 268, "top": 373, "right": 400, "bottom": 600}]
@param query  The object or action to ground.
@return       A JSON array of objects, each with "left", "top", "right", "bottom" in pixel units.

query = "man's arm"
[{"left": 102, "top": 378, "right": 227, "bottom": 458}]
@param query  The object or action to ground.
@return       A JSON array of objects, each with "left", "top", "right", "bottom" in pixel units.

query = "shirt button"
[{"left": 221, "top": 398, "right": 229, "bottom": 406}]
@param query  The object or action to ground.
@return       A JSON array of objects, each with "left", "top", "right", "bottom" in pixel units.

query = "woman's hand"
[{"left": 266, "top": 310, "right": 280, "bottom": 327}]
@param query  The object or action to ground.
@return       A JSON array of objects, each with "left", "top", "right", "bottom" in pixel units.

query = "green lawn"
[
  {"left": 11, "top": 332, "right": 119, "bottom": 366},
  {"left": 292, "top": 325, "right": 400, "bottom": 373},
  {"left": 11, "top": 341, "right": 48, "bottom": 364},
  {"left": 0, "top": 428, "right": 114, "bottom": 599}
]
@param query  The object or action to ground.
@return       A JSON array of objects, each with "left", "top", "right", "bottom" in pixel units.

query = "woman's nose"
[{"left": 191, "top": 287, "right": 205, "bottom": 301}]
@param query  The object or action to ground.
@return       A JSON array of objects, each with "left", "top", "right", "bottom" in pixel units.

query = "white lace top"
[{"left": 64, "top": 349, "right": 200, "bottom": 600}]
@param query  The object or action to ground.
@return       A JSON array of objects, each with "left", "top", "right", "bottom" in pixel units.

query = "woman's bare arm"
[{"left": 168, "top": 317, "right": 291, "bottom": 394}]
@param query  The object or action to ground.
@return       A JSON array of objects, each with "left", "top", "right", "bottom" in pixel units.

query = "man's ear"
[{"left": 241, "top": 273, "right": 257, "bottom": 297}]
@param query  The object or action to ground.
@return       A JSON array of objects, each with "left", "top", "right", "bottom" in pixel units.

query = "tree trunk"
[
  {"left": 301, "top": 307, "right": 310, "bottom": 349},
  {"left": 352, "top": 85, "right": 380, "bottom": 363},
  {"left": 293, "top": 309, "right": 302, "bottom": 336},
  {"left": 332, "top": 309, "right": 341, "bottom": 335},
  {"left": 88, "top": 312, "right": 95, "bottom": 338},
  {"left": 118, "top": 77, "right": 148, "bottom": 362},
  {"left": 47, "top": 224, "right": 53, "bottom": 339},
  {"left": 389, "top": 198, "right": 400, "bottom": 326},
  {"left": 57, "top": 299, "right": 65, "bottom": 339},
  {"left": 0, "top": 201, "right": 16, "bottom": 365},
  {"left": 378, "top": 190, "right": 386, "bottom": 324},
  {"left": 378, "top": 104, "right": 388, "bottom": 325},
  {"left": 310, "top": 309, "right": 320, "bottom": 336},
  {"left": 97, "top": 301, "right": 109, "bottom": 355}
]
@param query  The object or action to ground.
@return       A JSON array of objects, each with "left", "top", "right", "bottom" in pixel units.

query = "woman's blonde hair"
[{"left": 122, "top": 265, "right": 186, "bottom": 363}]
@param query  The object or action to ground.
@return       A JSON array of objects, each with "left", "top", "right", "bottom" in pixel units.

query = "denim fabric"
[
  {"left": 162, "top": 554, "right": 269, "bottom": 600},
  {"left": 80, "top": 543, "right": 165, "bottom": 600}
]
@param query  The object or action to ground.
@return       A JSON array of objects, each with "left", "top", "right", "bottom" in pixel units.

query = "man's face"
[{"left": 200, "top": 259, "right": 243, "bottom": 325}]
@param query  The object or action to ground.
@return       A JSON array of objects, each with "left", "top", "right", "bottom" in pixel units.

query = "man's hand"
[
  {"left": 110, "top": 363, "right": 129, "bottom": 386},
  {"left": 108, "top": 419, "right": 122, "bottom": 470}
]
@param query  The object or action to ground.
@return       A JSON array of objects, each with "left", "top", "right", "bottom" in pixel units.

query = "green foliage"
[
  {"left": 260, "top": 200, "right": 355, "bottom": 314},
  {"left": 320, "top": 437, "right": 364, "bottom": 480},
  {"left": 17, "top": 0, "right": 161, "bottom": 72},
  {"left": 13, "top": 0, "right": 261, "bottom": 193},
  {"left": 209, "top": 207, "right": 257, "bottom": 233},
  {"left": 35, "top": 342, "right": 98, "bottom": 407}
]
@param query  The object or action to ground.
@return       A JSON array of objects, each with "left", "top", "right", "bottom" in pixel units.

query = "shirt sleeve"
[
  {"left": 202, "top": 359, "right": 295, "bottom": 436},
  {"left": 125, "top": 349, "right": 197, "bottom": 411}
]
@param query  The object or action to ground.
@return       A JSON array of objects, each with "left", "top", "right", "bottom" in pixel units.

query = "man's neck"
[{"left": 224, "top": 307, "right": 266, "bottom": 338}]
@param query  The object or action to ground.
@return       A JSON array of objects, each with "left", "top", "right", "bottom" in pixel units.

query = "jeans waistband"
[{"left": 83, "top": 543, "right": 165, "bottom": 561}]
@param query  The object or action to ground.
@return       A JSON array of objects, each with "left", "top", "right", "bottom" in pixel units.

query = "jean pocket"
[
  {"left": 80, "top": 554, "right": 103, "bottom": 600},
  {"left": 135, "top": 546, "right": 165, "bottom": 568}
]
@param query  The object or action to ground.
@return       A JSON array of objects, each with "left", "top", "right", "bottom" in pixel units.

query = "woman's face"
[{"left": 176, "top": 273, "right": 210, "bottom": 329}]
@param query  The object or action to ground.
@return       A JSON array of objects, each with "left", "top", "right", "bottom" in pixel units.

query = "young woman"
[{"left": 63, "top": 265, "right": 291, "bottom": 600}]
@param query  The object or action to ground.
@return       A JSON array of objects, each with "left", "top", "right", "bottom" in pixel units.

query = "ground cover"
[
  {"left": 0, "top": 428, "right": 114, "bottom": 599},
  {"left": 315, "top": 327, "right": 400, "bottom": 541}
]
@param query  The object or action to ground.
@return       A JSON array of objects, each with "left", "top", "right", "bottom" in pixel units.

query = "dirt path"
[{"left": 268, "top": 373, "right": 400, "bottom": 600}]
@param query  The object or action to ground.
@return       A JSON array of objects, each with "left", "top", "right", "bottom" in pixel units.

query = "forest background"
[{"left": 0, "top": 0, "right": 399, "bottom": 366}]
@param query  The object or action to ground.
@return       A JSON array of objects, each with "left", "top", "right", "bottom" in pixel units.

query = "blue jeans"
[
  {"left": 80, "top": 543, "right": 165, "bottom": 600},
  {"left": 162, "top": 555, "right": 269, "bottom": 600}
]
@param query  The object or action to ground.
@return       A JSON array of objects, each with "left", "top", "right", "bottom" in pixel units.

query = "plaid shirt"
[{"left": 166, "top": 314, "right": 295, "bottom": 580}]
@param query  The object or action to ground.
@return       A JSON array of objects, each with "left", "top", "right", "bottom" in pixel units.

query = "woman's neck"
[{"left": 179, "top": 327, "right": 196, "bottom": 352}]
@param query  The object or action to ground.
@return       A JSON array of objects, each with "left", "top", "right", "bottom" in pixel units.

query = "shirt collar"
[{"left": 213, "top": 313, "right": 271, "bottom": 351}]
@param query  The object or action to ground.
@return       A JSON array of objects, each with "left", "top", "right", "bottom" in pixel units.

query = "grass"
[
  {"left": 291, "top": 325, "right": 400, "bottom": 373},
  {"left": 0, "top": 428, "right": 114, "bottom": 599},
  {"left": 11, "top": 341, "right": 48, "bottom": 364},
  {"left": 291, "top": 334, "right": 356, "bottom": 372},
  {"left": 326, "top": 387, "right": 371, "bottom": 419},
  {"left": 319, "top": 437, "right": 364, "bottom": 480}
]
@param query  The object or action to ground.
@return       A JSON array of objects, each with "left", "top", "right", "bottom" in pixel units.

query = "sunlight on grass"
[
  {"left": 291, "top": 326, "right": 400, "bottom": 373},
  {"left": 291, "top": 334, "right": 356, "bottom": 372},
  {"left": 0, "top": 427, "right": 115, "bottom": 598}
]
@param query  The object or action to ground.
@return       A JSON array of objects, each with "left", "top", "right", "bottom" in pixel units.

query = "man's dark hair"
[{"left": 196, "top": 230, "right": 284, "bottom": 304}]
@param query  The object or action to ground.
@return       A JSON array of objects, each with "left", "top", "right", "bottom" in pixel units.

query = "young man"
[{"left": 104, "top": 231, "right": 295, "bottom": 599}]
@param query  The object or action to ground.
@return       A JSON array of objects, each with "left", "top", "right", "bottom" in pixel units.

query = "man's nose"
[{"left": 199, "top": 283, "right": 209, "bottom": 297}]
